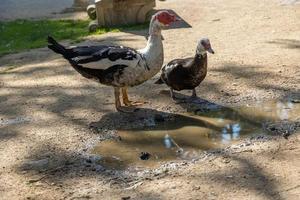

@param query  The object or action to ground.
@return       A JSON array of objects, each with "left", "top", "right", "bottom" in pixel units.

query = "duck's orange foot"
[
  {"left": 122, "top": 87, "right": 148, "bottom": 107},
  {"left": 124, "top": 100, "right": 148, "bottom": 106}
]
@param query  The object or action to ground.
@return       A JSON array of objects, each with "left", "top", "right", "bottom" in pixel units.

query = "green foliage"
[{"left": 0, "top": 19, "right": 148, "bottom": 56}]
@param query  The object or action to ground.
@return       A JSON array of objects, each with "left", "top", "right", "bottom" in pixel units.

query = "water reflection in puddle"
[{"left": 92, "top": 100, "right": 300, "bottom": 170}]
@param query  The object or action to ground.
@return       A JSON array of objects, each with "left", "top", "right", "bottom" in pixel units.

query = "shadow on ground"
[
  {"left": 267, "top": 39, "right": 300, "bottom": 50},
  {"left": 0, "top": 36, "right": 299, "bottom": 198},
  {"left": 203, "top": 153, "right": 284, "bottom": 200}
]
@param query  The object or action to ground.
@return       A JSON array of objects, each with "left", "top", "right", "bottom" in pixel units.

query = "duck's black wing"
[
  {"left": 47, "top": 36, "right": 141, "bottom": 70},
  {"left": 159, "top": 57, "right": 195, "bottom": 89},
  {"left": 72, "top": 46, "right": 139, "bottom": 64}
]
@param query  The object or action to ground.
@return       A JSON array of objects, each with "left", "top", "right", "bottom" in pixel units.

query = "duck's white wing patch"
[
  {"left": 164, "top": 63, "right": 178, "bottom": 75},
  {"left": 81, "top": 57, "right": 140, "bottom": 69},
  {"left": 72, "top": 46, "right": 145, "bottom": 70}
]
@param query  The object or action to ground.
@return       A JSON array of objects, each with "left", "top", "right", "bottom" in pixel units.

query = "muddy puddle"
[{"left": 92, "top": 100, "right": 300, "bottom": 170}]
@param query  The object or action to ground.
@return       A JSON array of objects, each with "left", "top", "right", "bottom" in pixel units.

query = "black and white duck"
[
  {"left": 155, "top": 38, "right": 214, "bottom": 101},
  {"left": 48, "top": 11, "right": 179, "bottom": 112}
]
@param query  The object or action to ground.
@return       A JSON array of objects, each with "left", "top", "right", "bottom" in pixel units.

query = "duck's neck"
[
  {"left": 195, "top": 52, "right": 207, "bottom": 60},
  {"left": 191, "top": 52, "right": 207, "bottom": 73},
  {"left": 144, "top": 34, "right": 163, "bottom": 56},
  {"left": 140, "top": 21, "right": 163, "bottom": 70}
]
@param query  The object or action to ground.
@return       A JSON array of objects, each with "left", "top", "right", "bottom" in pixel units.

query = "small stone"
[
  {"left": 176, "top": 148, "right": 183, "bottom": 154},
  {"left": 282, "top": 132, "right": 291, "bottom": 139},
  {"left": 117, "top": 136, "right": 122, "bottom": 141},
  {"left": 212, "top": 18, "right": 221, "bottom": 22},
  {"left": 193, "top": 186, "right": 201, "bottom": 190},
  {"left": 140, "top": 152, "right": 151, "bottom": 160},
  {"left": 121, "top": 196, "right": 130, "bottom": 200},
  {"left": 35, "top": 182, "right": 43, "bottom": 187},
  {"left": 181, "top": 162, "right": 188, "bottom": 166},
  {"left": 28, "top": 179, "right": 39, "bottom": 184}
]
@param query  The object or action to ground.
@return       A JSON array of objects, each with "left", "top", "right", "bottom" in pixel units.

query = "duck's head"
[
  {"left": 149, "top": 11, "right": 180, "bottom": 35},
  {"left": 196, "top": 38, "right": 215, "bottom": 55},
  {"left": 153, "top": 11, "right": 180, "bottom": 28}
]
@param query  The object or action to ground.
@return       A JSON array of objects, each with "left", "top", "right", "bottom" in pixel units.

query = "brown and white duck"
[
  {"left": 48, "top": 11, "right": 179, "bottom": 112},
  {"left": 155, "top": 38, "right": 214, "bottom": 101}
]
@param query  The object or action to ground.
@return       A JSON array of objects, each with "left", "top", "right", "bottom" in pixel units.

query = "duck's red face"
[
  {"left": 201, "top": 39, "right": 215, "bottom": 54},
  {"left": 155, "top": 11, "right": 180, "bottom": 26}
]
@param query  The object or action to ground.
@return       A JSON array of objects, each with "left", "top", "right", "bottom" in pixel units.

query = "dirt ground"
[{"left": 0, "top": 0, "right": 300, "bottom": 199}]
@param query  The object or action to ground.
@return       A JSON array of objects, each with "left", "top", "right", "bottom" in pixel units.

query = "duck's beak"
[
  {"left": 174, "top": 16, "right": 182, "bottom": 22},
  {"left": 171, "top": 14, "right": 181, "bottom": 22},
  {"left": 208, "top": 48, "right": 215, "bottom": 54}
]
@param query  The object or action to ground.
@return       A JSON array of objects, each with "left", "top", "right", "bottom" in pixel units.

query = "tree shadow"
[
  {"left": 0, "top": 39, "right": 128, "bottom": 143},
  {"left": 0, "top": 32, "right": 298, "bottom": 198},
  {"left": 204, "top": 153, "right": 284, "bottom": 200},
  {"left": 0, "top": 131, "right": 18, "bottom": 141},
  {"left": 15, "top": 132, "right": 284, "bottom": 200},
  {"left": 211, "top": 62, "right": 299, "bottom": 95},
  {"left": 17, "top": 144, "right": 115, "bottom": 182},
  {"left": 267, "top": 39, "right": 300, "bottom": 50}
]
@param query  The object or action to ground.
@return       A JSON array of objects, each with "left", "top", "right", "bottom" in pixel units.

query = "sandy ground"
[{"left": 0, "top": 0, "right": 300, "bottom": 199}]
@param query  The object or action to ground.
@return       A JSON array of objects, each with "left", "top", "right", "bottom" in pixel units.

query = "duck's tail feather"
[
  {"left": 47, "top": 36, "right": 106, "bottom": 81},
  {"left": 47, "top": 36, "right": 74, "bottom": 59}
]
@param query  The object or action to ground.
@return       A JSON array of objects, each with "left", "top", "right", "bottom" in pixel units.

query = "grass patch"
[{"left": 0, "top": 19, "right": 148, "bottom": 56}]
